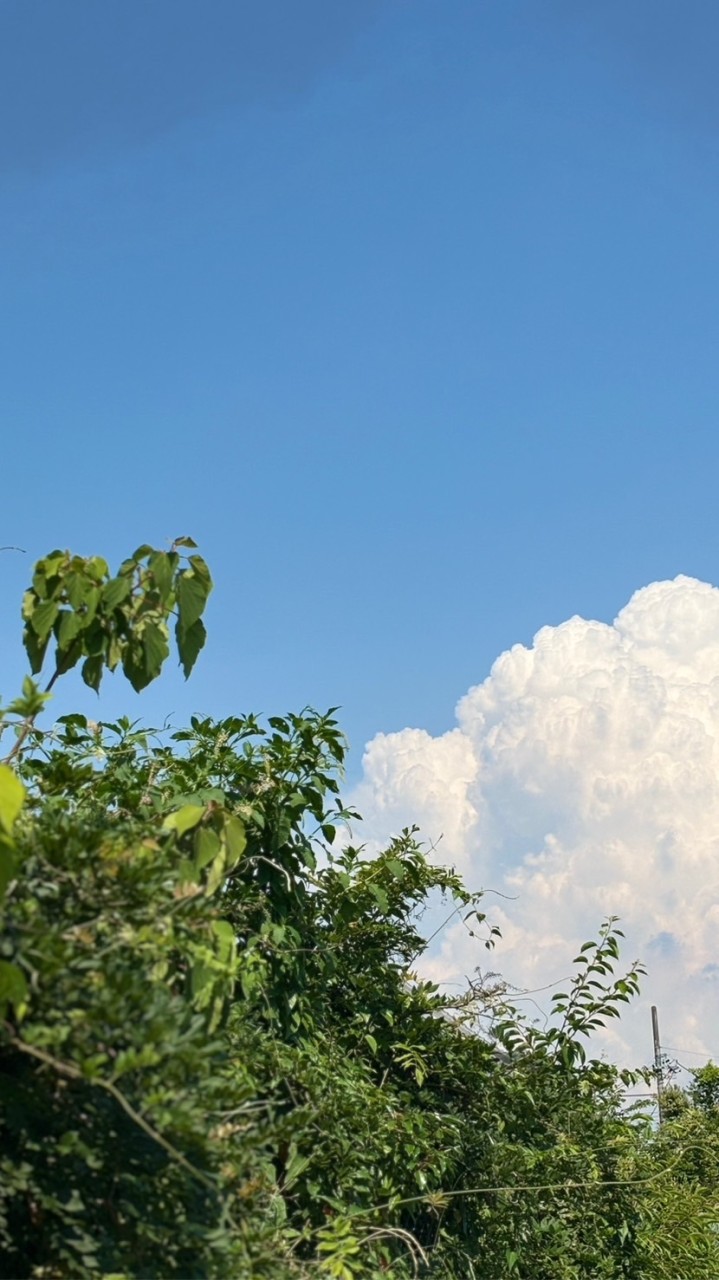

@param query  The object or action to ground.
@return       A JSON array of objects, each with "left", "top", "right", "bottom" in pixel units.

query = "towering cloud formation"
[{"left": 350, "top": 577, "right": 719, "bottom": 1068}]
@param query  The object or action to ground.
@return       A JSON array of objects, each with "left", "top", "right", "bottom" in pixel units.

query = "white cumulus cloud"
[{"left": 349, "top": 576, "right": 719, "bottom": 1070}]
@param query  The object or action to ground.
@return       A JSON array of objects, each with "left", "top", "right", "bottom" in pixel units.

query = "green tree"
[{"left": 690, "top": 1062, "right": 719, "bottom": 1115}]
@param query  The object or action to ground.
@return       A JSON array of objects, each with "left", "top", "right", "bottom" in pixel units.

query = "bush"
[{"left": 1, "top": 539, "right": 717, "bottom": 1278}]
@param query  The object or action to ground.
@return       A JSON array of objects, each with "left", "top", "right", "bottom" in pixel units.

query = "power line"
[{"left": 663, "top": 1045, "right": 718, "bottom": 1060}]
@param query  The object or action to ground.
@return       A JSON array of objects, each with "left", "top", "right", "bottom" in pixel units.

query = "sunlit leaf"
[
  {"left": 163, "top": 804, "right": 205, "bottom": 836},
  {"left": 0, "top": 765, "right": 25, "bottom": 834}
]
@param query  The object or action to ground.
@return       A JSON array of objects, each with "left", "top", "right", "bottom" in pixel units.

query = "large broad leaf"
[
  {"left": 87, "top": 556, "right": 109, "bottom": 579},
  {"left": 141, "top": 622, "right": 170, "bottom": 683},
  {"left": 57, "top": 609, "right": 84, "bottom": 651},
  {"left": 23, "top": 624, "right": 50, "bottom": 674},
  {"left": 29, "top": 598, "right": 59, "bottom": 641},
  {"left": 63, "top": 571, "right": 87, "bottom": 609},
  {"left": 81, "top": 654, "right": 104, "bottom": 693},
  {"left": 175, "top": 617, "right": 207, "bottom": 679},
  {"left": 223, "top": 815, "right": 247, "bottom": 866},
  {"left": 122, "top": 637, "right": 148, "bottom": 693},
  {"left": 101, "top": 575, "right": 132, "bottom": 611},
  {"left": 163, "top": 804, "right": 205, "bottom": 837},
  {"left": 148, "top": 552, "right": 174, "bottom": 602},
  {"left": 131, "top": 544, "right": 154, "bottom": 561},
  {"left": 0, "top": 765, "right": 25, "bottom": 835},
  {"left": 81, "top": 616, "right": 106, "bottom": 657},
  {"left": 176, "top": 570, "right": 211, "bottom": 632},
  {"left": 194, "top": 826, "right": 221, "bottom": 871}
]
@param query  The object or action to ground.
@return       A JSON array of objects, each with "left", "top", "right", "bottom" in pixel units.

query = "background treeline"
[{"left": 1, "top": 541, "right": 718, "bottom": 1278}]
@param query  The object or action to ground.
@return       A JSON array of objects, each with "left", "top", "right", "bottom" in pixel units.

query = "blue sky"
[{"left": 2, "top": 0, "right": 719, "bottom": 782}]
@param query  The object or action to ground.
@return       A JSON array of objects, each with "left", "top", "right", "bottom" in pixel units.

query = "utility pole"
[{"left": 651, "top": 1005, "right": 664, "bottom": 1127}]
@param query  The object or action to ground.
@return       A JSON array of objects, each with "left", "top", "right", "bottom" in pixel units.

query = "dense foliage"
[{"left": 1, "top": 540, "right": 718, "bottom": 1278}]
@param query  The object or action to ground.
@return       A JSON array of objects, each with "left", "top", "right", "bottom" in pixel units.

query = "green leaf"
[
  {"left": 30, "top": 599, "right": 59, "bottom": 641},
  {"left": 176, "top": 576, "right": 209, "bottom": 634},
  {"left": 21, "top": 588, "right": 36, "bottom": 621},
  {"left": 106, "top": 634, "right": 123, "bottom": 671},
  {"left": 22, "top": 625, "right": 50, "bottom": 674},
  {"left": 177, "top": 571, "right": 210, "bottom": 633},
  {"left": 0, "top": 765, "right": 25, "bottom": 834},
  {"left": 80, "top": 585, "right": 101, "bottom": 624},
  {"left": 57, "top": 610, "right": 84, "bottom": 651},
  {"left": 55, "top": 639, "right": 84, "bottom": 677},
  {"left": 223, "top": 815, "right": 247, "bottom": 864},
  {"left": 163, "top": 804, "right": 205, "bottom": 837},
  {"left": 190, "top": 958, "right": 213, "bottom": 1002},
  {"left": 282, "top": 1147, "right": 312, "bottom": 1190},
  {"left": 368, "top": 884, "right": 389, "bottom": 913},
  {"left": 188, "top": 553, "right": 211, "bottom": 582},
  {"left": 148, "top": 552, "right": 174, "bottom": 602},
  {"left": 64, "top": 572, "right": 88, "bottom": 610},
  {"left": 0, "top": 960, "right": 28, "bottom": 1015},
  {"left": 205, "top": 847, "right": 228, "bottom": 897},
  {"left": 178, "top": 856, "right": 196, "bottom": 885},
  {"left": 7, "top": 676, "right": 51, "bottom": 718},
  {"left": 173, "top": 535, "right": 198, "bottom": 548},
  {"left": 87, "top": 556, "right": 109, "bottom": 580},
  {"left": 175, "top": 617, "right": 207, "bottom": 679},
  {"left": 77, "top": 616, "right": 104, "bottom": 658},
  {"left": 141, "top": 622, "right": 169, "bottom": 683},
  {"left": 194, "top": 826, "right": 221, "bottom": 870},
  {"left": 81, "top": 654, "right": 104, "bottom": 693},
  {"left": 101, "top": 575, "right": 131, "bottom": 611},
  {"left": 212, "top": 919, "right": 236, "bottom": 961},
  {"left": 122, "top": 638, "right": 148, "bottom": 693}
]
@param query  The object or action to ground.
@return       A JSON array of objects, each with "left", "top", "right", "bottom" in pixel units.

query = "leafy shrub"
[{"left": 1, "top": 539, "right": 717, "bottom": 1278}]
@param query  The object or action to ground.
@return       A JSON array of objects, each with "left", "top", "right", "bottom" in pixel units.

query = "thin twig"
[
  {"left": 362, "top": 1226, "right": 428, "bottom": 1276},
  {"left": 3, "top": 668, "right": 60, "bottom": 765},
  {"left": 6, "top": 1031, "right": 217, "bottom": 1190},
  {"left": 361, "top": 1143, "right": 707, "bottom": 1217}
]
